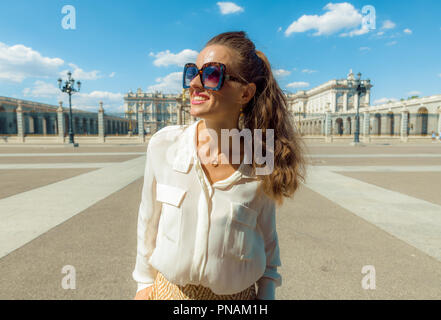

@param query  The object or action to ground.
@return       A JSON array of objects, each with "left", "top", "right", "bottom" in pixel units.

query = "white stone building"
[
  {"left": 287, "top": 70, "right": 441, "bottom": 140},
  {"left": 123, "top": 89, "right": 193, "bottom": 134}
]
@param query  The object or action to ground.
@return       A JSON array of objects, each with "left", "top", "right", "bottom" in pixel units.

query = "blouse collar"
[{"left": 172, "top": 119, "right": 257, "bottom": 186}]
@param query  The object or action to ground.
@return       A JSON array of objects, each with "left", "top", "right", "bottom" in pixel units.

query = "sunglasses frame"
[{"left": 183, "top": 62, "right": 246, "bottom": 91}]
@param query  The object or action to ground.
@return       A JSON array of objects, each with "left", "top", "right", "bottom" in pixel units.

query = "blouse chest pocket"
[
  {"left": 222, "top": 202, "right": 258, "bottom": 262},
  {"left": 156, "top": 183, "right": 187, "bottom": 244}
]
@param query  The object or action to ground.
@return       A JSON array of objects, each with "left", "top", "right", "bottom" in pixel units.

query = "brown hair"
[{"left": 205, "top": 31, "right": 307, "bottom": 206}]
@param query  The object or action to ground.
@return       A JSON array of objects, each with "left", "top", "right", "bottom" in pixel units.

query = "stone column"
[
  {"left": 334, "top": 119, "right": 340, "bottom": 136},
  {"left": 394, "top": 114, "right": 401, "bottom": 135},
  {"left": 343, "top": 118, "right": 350, "bottom": 135},
  {"left": 331, "top": 91, "right": 337, "bottom": 113},
  {"left": 42, "top": 116, "right": 47, "bottom": 135},
  {"left": 16, "top": 100, "right": 25, "bottom": 143},
  {"left": 343, "top": 92, "right": 348, "bottom": 112},
  {"left": 437, "top": 106, "right": 441, "bottom": 134},
  {"left": 98, "top": 101, "right": 105, "bottom": 143},
  {"left": 380, "top": 113, "right": 388, "bottom": 136},
  {"left": 362, "top": 110, "right": 370, "bottom": 143},
  {"left": 177, "top": 103, "right": 182, "bottom": 125},
  {"left": 325, "top": 108, "right": 333, "bottom": 143},
  {"left": 400, "top": 107, "right": 409, "bottom": 142},
  {"left": 138, "top": 103, "right": 145, "bottom": 142},
  {"left": 365, "top": 89, "right": 371, "bottom": 105},
  {"left": 57, "top": 101, "right": 65, "bottom": 142}
]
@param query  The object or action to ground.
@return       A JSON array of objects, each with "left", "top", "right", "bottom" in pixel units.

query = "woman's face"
[{"left": 189, "top": 44, "right": 255, "bottom": 123}]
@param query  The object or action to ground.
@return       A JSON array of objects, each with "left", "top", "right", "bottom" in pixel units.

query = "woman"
[{"left": 133, "top": 31, "right": 306, "bottom": 300}]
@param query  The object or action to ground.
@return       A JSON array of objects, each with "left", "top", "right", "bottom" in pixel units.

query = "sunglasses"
[{"left": 183, "top": 62, "right": 247, "bottom": 91}]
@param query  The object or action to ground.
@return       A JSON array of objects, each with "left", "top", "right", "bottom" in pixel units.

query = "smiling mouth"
[{"left": 191, "top": 95, "right": 210, "bottom": 104}]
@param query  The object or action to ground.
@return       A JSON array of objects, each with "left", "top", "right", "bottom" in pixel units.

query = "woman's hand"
[{"left": 134, "top": 286, "right": 154, "bottom": 300}]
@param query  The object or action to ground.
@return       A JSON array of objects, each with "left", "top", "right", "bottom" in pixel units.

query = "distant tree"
[{"left": 407, "top": 95, "right": 419, "bottom": 100}]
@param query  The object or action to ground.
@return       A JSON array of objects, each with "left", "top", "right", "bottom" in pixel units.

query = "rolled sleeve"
[
  {"left": 132, "top": 140, "right": 162, "bottom": 293},
  {"left": 256, "top": 197, "right": 282, "bottom": 300}
]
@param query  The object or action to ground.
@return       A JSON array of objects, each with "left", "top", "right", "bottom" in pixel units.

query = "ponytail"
[{"left": 206, "top": 31, "right": 307, "bottom": 206}]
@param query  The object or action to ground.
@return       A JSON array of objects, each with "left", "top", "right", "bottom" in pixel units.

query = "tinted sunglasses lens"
[
  {"left": 184, "top": 66, "right": 198, "bottom": 87},
  {"left": 202, "top": 65, "right": 221, "bottom": 88}
]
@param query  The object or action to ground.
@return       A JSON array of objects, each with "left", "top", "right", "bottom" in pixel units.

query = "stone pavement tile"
[
  {"left": 0, "top": 177, "right": 143, "bottom": 300},
  {"left": 0, "top": 155, "right": 141, "bottom": 164},
  {"left": 305, "top": 145, "right": 441, "bottom": 154},
  {"left": 310, "top": 157, "right": 441, "bottom": 166},
  {"left": 0, "top": 145, "right": 147, "bottom": 153},
  {"left": 0, "top": 168, "right": 98, "bottom": 200},
  {"left": 0, "top": 156, "right": 145, "bottom": 259},
  {"left": 337, "top": 172, "right": 441, "bottom": 206},
  {"left": 277, "top": 184, "right": 441, "bottom": 299},
  {"left": 306, "top": 166, "right": 441, "bottom": 261}
]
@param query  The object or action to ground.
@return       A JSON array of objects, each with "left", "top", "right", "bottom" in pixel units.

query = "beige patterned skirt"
[{"left": 150, "top": 272, "right": 257, "bottom": 300}]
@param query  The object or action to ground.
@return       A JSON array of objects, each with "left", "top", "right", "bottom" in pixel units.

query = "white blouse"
[{"left": 132, "top": 119, "right": 282, "bottom": 300}]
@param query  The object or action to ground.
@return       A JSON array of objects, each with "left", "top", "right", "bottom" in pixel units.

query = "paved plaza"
[{"left": 0, "top": 141, "right": 441, "bottom": 299}]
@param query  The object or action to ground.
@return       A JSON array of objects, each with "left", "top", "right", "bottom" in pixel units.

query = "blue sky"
[{"left": 0, "top": 0, "right": 440, "bottom": 114}]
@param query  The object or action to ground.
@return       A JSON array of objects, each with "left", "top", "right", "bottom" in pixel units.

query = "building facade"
[
  {"left": 0, "top": 96, "right": 130, "bottom": 136},
  {"left": 123, "top": 89, "right": 194, "bottom": 135},
  {"left": 287, "top": 70, "right": 441, "bottom": 139},
  {"left": 2, "top": 70, "right": 440, "bottom": 143}
]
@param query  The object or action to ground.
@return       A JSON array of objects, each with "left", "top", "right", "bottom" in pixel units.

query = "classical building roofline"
[
  {"left": 0, "top": 96, "right": 125, "bottom": 120},
  {"left": 371, "top": 94, "right": 441, "bottom": 110}
]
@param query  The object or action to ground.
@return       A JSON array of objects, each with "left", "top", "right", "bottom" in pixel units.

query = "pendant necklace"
[{"left": 211, "top": 153, "right": 220, "bottom": 167}]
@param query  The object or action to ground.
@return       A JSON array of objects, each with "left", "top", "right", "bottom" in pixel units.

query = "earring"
[{"left": 238, "top": 107, "right": 245, "bottom": 130}]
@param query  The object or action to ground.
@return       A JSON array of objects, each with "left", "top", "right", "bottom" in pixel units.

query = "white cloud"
[
  {"left": 302, "top": 69, "right": 317, "bottom": 74},
  {"left": 71, "top": 91, "right": 124, "bottom": 113},
  {"left": 147, "top": 71, "right": 182, "bottom": 93},
  {"left": 285, "top": 2, "right": 365, "bottom": 37},
  {"left": 386, "top": 40, "right": 397, "bottom": 46},
  {"left": 273, "top": 69, "right": 291, "bottom": 77},
  {"left": 109, "top": 72, "right": 116, "bottom": 78},
  {"left": 403, "top": 28, "right": 412, "bottom": 34},
  {"left": 374, "top": 97, "right": 397, "bottom": 105},
  {"left": 407, "top": 91, "right": 421, "bottom": 96},
  {"left": 382, "top": 20, "right": 396, "bottom": 30},
  {"left": 0, "top": 42, "right": 64, "bottom": 82},
  {"left": 340, "top": 26, "right": 370, "bottom": 37},
  {"left": 286, "top": 81, "right": 310, "bottom": 89},
  {"left": 359, "top": 46, "right": 371, "bottom": 51},
  {"left": 217, "top": 2, "right": 244, "bottom": 15},
  {"left": 60, "top": 63, "right": 101, "bottom": 80},
  {"left": 376, "top": 31, "right": 385, "bottom": 36},
  {"left": 23, "top": 80, "right": 60, "bottom": 98},
  {"left": 22, "top": 80, "right": 123, "bottom": 113},
  {"left": 149, "top": 49, "right": 198, "bottom": 67}
]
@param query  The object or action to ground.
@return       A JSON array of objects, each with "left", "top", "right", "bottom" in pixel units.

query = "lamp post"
[
  {"left": 58, "top": 71, "right": 81, "bottom": 146},
  {"left": 348, "top": 72, "right": 367, "bottom": 145}
]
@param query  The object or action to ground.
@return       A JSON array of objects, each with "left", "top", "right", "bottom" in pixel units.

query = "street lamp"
[
  {"left": 58, "top": 71, "right": 81, "bottom": 146},
  {"left": 347, "top": 72, "right": 367, "bottom": 144}
]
